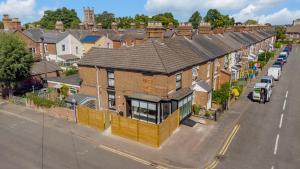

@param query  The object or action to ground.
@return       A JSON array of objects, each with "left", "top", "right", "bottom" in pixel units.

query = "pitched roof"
[
  {"left": 23, "top": 28, "right": 69, "bottom": 43},
  {"left": 78, "top": 39, "right": 208, "bottom": 74},
  {"left": 31, "top": 61, "right": 62, "bottom": 76},
  {"left": 286, "top": 25, "right": 300, "bottom": 33},
  {"left": 58, "top": 54, "right": 80, "bottom": 61},
  {"left": 80, "top": 35, "right": 102, "bottom": 43},
  {"left": 47, "top": 74, "right": 81, "bottom": 86}
]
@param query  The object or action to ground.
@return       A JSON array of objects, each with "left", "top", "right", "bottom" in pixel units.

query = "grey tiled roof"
[
  {"left": 168, "top": 87, "right": 193, "bottom": 101},
  {"left": 31, "top": 61, "right": 62, "bottom": 76},
  {"left": 127, "top": 93, "right": 162, "bottom": 102},
  {"left": 23, "top": 28, "right": 69, "bottom": 43},
  {"left": 79, "top": 39, "right": 208, "bottom": 74},
  {"left": 47, "top": 74, "right": 81, "bottom": 86}
]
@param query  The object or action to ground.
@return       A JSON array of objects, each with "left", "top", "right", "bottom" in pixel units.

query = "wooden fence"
[
  {"left": 111, "top": 110, "right": 180, "bottom": 147},
  {"left": 77, "top": 106, "right": 111, "bottom": 131}
]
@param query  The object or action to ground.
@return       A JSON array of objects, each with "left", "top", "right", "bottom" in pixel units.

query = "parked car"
[
  {"left": 252, "top": 83, "right": 272, "bottom": 102},
  {"left": 280, "top": 51, "right": 289, "bottom": 58},
  {"left": 261, "top": 76, "right": 274, "bottom": 87},
  {"left": 268, "top": 66, "right": 281, "bottom": 81},
  {"left": 278, "top": 54, "right": 287, "bottom": 63},
  {"left": 283, "top": 47, "right": 290, "bottom": 55},
  {"left": 272, "top": 62, "right": 283, "bottom": 71},
  {"left": 276, "top": 58, "right": 285, "bottom": 65}
]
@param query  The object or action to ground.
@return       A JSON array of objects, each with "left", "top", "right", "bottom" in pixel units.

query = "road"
[
  {"left": 0, "top": 103, "right": 153, "bottom": 169},
  {"left": 216, "top": 45, "right": 300, "bottom": 169}
]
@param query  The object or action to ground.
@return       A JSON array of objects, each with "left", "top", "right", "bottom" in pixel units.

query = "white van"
[
  {"left": 267, "top": 67, "right": 281, "bottom": 81},
  {"left": 252, "top": 83, "right": 272, "bottom": 102}
]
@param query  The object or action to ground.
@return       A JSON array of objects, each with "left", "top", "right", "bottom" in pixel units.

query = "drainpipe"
[{"left": 95, "top": 66, "right": 101, "bottom": 110}]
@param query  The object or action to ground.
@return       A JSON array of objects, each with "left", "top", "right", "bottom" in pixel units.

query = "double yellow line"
[
  {"left": 205, "top": 124, "right": 240, "bottom": 169},
  {"left": 219, "top": 124, "right": 240, "bottom": 156}
]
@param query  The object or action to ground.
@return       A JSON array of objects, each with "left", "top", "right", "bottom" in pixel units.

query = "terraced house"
[{"left": 77, "top": 28, "right": 274, "bottom": 123}]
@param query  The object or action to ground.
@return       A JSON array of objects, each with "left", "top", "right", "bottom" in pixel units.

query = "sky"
[{"left": 0, "top": 0, "right": 300, "bottom": 25}]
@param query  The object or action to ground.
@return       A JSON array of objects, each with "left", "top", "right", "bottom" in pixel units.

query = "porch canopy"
[{"left": 191, "top": 80, "right": 212, "bottom": 93}]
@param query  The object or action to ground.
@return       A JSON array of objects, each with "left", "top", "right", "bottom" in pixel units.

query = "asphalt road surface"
[
  {"left": 0, "top": 105, "right": 154, "bottom": 169},
  {"left": 217, "top": 45, "right": 300, "bottom": 169}
]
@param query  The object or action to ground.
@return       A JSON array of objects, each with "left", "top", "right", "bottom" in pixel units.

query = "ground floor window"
[
  {"left": 108, "top": 92, "right": 116, "bottom": 110},
  {"left": 178, "top": 94, "right": 192, "bottom": 120},
  {"left": 131, "top": 99, "right": 157, "bottom": 124}
]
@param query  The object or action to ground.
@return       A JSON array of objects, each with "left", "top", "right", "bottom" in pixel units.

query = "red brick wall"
[{"left": 15, "top": 31, "right": 42, "bottom": 61}]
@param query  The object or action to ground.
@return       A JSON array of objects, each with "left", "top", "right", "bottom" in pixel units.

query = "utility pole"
[{"left": 41, "top": 37, "right": 48, "bottom": 88}]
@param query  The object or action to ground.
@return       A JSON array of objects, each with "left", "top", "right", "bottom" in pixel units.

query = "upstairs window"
[
  {"left": 192, "top": 67, "right": 198, "bottom": 81},
  {"left": 176, "top": 73, "right": 182, "bottom": 90},
  {"left": 62, "top": 44, "right": 65, "bottom": 52},
  {"left": 107, "top": 71, "right": 115, "bottom": 88}
]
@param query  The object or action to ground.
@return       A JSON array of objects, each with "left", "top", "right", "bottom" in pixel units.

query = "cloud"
[
  {"left": 257, "top": 8, "right": 300, "bottom": 25},
  {"left": 145, "top": 0, "right": 248, "bottom": 16},
  {"left": 145, "top": 0, "right": 295, "bottom": 24},
  {"left": 232, "top": 0, "right": 298, "bottom": 25},
  {"left": 0, "top": 0, "right": 36, "bottom": 20}
]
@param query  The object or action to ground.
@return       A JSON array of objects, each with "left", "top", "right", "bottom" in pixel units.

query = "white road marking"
[
  {"left": 0, "top": 109, "right": 38, "bottom": 124},
  {"left": 283, "top": 99, "right": 286, "bottom": 111},
  {"left": 279, "top": 113, "right": 284, "bottom": 129},
  {"left": 0, "top": 102, "right": 5, "bottom": 105},
  {"left": 274, "top": 134, "right": 280, "bottom": 155},
  {"left": 285, "top": 91, "right": 289, "bottom": 98},
  {"left": 271, "top": 165, "right": 274, "bottom": 169}
]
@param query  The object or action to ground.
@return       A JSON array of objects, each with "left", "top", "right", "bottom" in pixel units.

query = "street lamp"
[{"left": 71, "top": 98, "right": 77, "bottom": 123}]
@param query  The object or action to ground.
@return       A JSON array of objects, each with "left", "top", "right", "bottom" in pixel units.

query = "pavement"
[{"left": 215, "top": 45, "right": 300, "bottom": 169}]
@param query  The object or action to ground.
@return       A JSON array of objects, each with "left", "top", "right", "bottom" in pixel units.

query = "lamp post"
[{"left": 72, "top": 98, "right": 77, "bottom": 123}]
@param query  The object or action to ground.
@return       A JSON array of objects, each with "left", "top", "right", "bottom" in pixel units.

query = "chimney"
[
  {"left": 97, "top": 23, "right": 102, "bottom": 30},
  {"left": 130, "top": 22, "right": 136, "bottom": 29},
  {"left": 139, "top": 22, "right": 145, "bottom": 29},
  {"left": 79, "top": 23, "right": 85, "bottom": 30},
  {"left": 146, "top": 21, "right": 165, "bottom": 40},
  {"left": 55, "top": 21, "right": 64, "bottom": 32},
  {"left": 111, "top": 22, "right": 118, "bottom": 30},
  {"left": 2, "top": 14, "right": 12, "bottom": 30},
  {"left": 177, "top": 22, "right": 193, "bottom": 38},
  {"left": 167, "top": 22, "right": 174, "bottom": 31},
  {"left": 213, "top": 27, "right": 225, "bottom": 34},
  {"left": 198, "top": 22, "right": 212, "bottom": 34},
  {"left": 233, "top": 24, "right": 246, "bottom": 32}
]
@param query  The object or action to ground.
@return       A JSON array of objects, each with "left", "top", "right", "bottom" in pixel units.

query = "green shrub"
[
  {"left": 212, "top": 82, "right": 230, "bottom": 104},
  {"left": 26, "top": 93, "right": 64, "bottom": 108},
  {"left": 64, "top": 68, "right": 78, "bottom": 76},
  {"left": 193, "top": 104, "right": 201, "bottom": 115}
]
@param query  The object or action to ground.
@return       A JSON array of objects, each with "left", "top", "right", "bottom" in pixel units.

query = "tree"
[
  {"left": 37, "top": 7, "right": 81, "bottom": 29},
  {"left": 0, "top": 32, "right": 33, "bottom": 96},
  {"left": 152, "top": 12, "right": 179, "bottom": 27},
  {"left": 116, "top": 16, "right": 134, "bottom": 29},
  {"left": 244, "top": 19, "right": 258, "bottom": 25},
  {"left": 0, "top": 21, "right": 3, "bottom": 29},
  {"left": 275, "top": 26, "right": 286, "bottom": 40},
  {"left": 134, "top": 14, "right": 149, "bottom": 26},
  {"left": 95, "top": 11, "right": 115, "bottom": 29},
  {"left": 189, "top": 11, "right": 202, "bottom": 29},
  {"left": 204, "top": 9, "right": 235, "bottom": 28}
]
